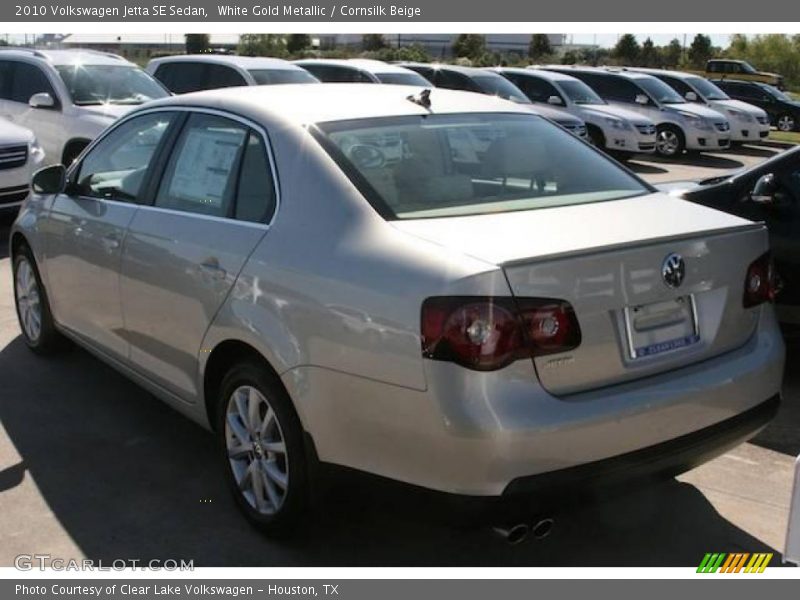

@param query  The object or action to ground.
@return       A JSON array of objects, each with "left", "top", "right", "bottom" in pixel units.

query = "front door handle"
[{"left": 102, "top": 234, "right": 120, "bottom": 251}]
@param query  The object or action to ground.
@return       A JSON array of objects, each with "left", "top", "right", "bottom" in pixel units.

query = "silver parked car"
[{"left": 11, "top": 84, "right": 784, "bottom": 534}]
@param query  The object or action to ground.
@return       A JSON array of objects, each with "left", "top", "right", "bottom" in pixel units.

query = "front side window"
[
  {"left": 4, "top": 62, "right": 57, "bottom": 104},
  {"left": 206, "top": 64, "right": 248, "bottom": 89},
  {"left": 556, "top": 79, "right": 604, "bottom": 105},
  {"left": 470, "top": 74, "right": 530, "bottom": 104},
  {"left": 316, "top": 113, "right": 648, "bottom": 220},
  {"left": 506, "top": 74, "right": 560, "bottom": 104},
  {"left": 686, "top": 77, "right": 729, "bottom": 101},
  {"left": 75, "top": 112, "right": 175, "bottom": 202},
  {"left": 634, "top": 78, "right": 686, "bottom": 105},
  {"left": 57, "top": 65, "right": 168, "bottom": 106},
  {"left": 247, "top": 68, "right": 318, "bottom": 85}
]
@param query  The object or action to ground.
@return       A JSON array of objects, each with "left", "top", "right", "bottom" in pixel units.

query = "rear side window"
[
  {"left": 506, "top": 74, "right": 559, "bottom": 103},
  {"left": 155, "top": 113, "right": 276, "bottom": 223},
  {"left": 235, "top": 133, "right": 277, "bottom": 223},
  {"left": 300, "top": 64, "right": 370, "bottom": 83},
  {"left": 206, "top": 64, "right": 247, "bottom": 88},
  {"left": 435, "top": 70, "right": 477, "bottom": 92},
  {"left": 155, "top": 62, "right": 206, "bottom": 94}
]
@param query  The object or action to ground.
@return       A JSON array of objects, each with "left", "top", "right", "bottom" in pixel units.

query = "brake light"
[
  {"left": 743, "top": 252, "right": 780, "bottom": 308},
  {"left": 421, "top": 296, "right": 581, "bottom": 371}
]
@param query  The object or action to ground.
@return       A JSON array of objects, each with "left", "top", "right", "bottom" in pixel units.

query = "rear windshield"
[
  {"left": 247, "top": 69, "right": 318, "bottom": 85},
  {"left": 374, "top": 71, "right": 431, "bottom": 86},
  {"left": 315, "top": 113, "right": 649, "bottom": 220}
]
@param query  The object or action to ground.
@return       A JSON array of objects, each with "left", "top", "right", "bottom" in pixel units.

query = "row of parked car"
[{"left": 3, "top": 49, "right": 799, "bottom": 218}]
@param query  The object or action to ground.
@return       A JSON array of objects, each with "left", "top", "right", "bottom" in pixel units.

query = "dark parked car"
[
  {"left": 712, "top": 80, "right": 800, "bottom": 133},
  {"left": 396, "top": 62, "right": 588, "bottom": 138},
  {"left": 659, "top": 146, "right": 800, "bottom": 326}
]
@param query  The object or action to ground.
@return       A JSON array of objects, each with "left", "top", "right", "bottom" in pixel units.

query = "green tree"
[
  {"left": 238, "top": 34, "right": 287, "bottom": 58},
  {"left": 612, "top": 34, "right": 640, "bottom": 65},
  {"left": 361, "top": 34, "right": 386, "bottom": 52},
  {"left": 640, "top": 37, "right": 659, "bottom": 67},
  {"left": 286, "top": 34, "right": 311, "bottom": 54},
  {"left": 661, "top": 38, "right": 683, "bottom": 68},
  {"left": 452, "top": 34, "right": 486, "bottom": 61},
  {"left": 184, "top": 34, "right": 210, "bottom": 54},
  {"left": 528, "top": 34, "right": 552, "bottom": 61},
  {"left": 688, "top": 34, "right": 714, "bottom": 68}
]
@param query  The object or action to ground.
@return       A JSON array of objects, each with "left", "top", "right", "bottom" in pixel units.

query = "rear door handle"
[{"left": 200, "top": 258, "right": 227, "bottom": 280}]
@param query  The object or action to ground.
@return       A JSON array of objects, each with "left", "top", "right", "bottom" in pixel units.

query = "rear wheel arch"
[{"left": 202, "top": 340, "right": 295, "bottom": 432}]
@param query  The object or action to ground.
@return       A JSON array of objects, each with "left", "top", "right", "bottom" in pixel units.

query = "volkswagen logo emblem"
[{"left": 662, "top": 253, "right": 685, "bottom": 288}]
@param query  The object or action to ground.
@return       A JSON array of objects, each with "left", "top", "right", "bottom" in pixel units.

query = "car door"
[
  {"left": 119, "top": 110, "right": 276, "bottom": 401},
  {"left": 45, "top": 111, "right": 178, "bottom": 360},
  {"left": 0, "top": 59, "right": 63, "bottom": 161}
]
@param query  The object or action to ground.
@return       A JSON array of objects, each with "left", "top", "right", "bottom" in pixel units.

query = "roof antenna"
[{"left": 407, "top": 88, "right": 432, "bottom": 110}]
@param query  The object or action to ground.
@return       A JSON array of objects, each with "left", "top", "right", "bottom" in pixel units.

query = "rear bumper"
[
  {"left": 291, "top": 306, "right": 784, "bottom": 497},
  {"left": 504, "top": 393, "right": 779, "bottom": 497}
]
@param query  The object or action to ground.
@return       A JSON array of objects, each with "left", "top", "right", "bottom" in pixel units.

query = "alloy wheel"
[
  {"left": 225, "top": 385, "right": 289, "bottom": 515},
  {"left": 777, "top": 115, "right": 795, "bottom": 132},
  {"left": 15, "top": 257, "right": 42, "bottom": 343},
  {"left": 656, "top": 130, "right": 680, "bottom": 156}
]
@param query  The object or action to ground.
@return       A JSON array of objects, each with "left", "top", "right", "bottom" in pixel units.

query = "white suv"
[
  {"left": 544, "top": 66, "right": 732, "bottom": 157},
  {"left": 493, "top": 67, "right": 657, "bottom": 157},
  {"left": 631, "top": 68, "right": 771, "bottom": 144},
  {"left": 0, "top": 118, "right": 44, "bottom": 214},
  {"left": 0, "top": 48, "right": 169, "bottom": 166}
]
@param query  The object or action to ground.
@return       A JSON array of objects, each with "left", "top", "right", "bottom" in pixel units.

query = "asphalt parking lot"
[{"left": 0, "top": 143, "right": 798, "bottom": 567}]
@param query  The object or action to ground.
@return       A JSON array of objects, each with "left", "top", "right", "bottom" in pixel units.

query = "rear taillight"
[
  {"left": 421, "top": 296, "right": 581, "bottom": 371},
  {"left": 743, "top": 252, "right": 780, "bottom": 308}
]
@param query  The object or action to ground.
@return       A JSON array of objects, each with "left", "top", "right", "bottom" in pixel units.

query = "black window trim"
[{"left": 67, "top": 105, "right": 281, "bottom": 228}]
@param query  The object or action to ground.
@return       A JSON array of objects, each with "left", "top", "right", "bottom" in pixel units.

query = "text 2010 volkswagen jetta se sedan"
[{"left": 11, "top": 84, "right": 785, "bottom": 534}]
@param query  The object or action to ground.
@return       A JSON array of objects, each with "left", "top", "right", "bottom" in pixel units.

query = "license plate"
[{"left": 624, "top": 295, "right": 699, "bottom": 360}]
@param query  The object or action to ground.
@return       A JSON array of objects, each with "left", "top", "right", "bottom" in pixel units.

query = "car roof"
[
  {"left": 294, "top": 58, "right": 413, "bottom": 74},
  {"left": 0, "top": 48, "right": 132, "bottom": 66},
  {"left": 496, "top": 67, "right": 577, "bottom": 82},
  {"left": 630, "top": 68, "right": 702, "bottom": 81},
  {"left": 149, "top": 54, "right": 303, "bottom": 70},
  {"left": 141, "top": 83, "right": 532, "bottom": 126},
  {"left": 543, "top": 65, "right": 653, "bottom": 81}
]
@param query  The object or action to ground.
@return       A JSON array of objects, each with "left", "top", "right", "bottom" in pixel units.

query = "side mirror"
[
  {"left": 547, "top": 95, "right": 563, "bottom": 105},
  {"left": 750, "top": 173, "right": 778, "bottom": 205},
  {"left": 29, "top": 92, "right": 56, "bottom": 109},
  {"left": 634, "top": 94, "right": 649, "bottom": 105},
  {"left": 685, "top": 91, "right": 698, "bottom": 102},
  {"left": 31, "top": 164, "right": 66, "bottom": 195}
]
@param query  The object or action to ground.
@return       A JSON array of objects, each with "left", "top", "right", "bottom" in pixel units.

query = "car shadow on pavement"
[
  {"left": 644, "top": 154, "right": 746, "bottom": 170},
  {"left": 725, "top": 145, "right": 781, "bottom": 159},
  {"left": 0, "top": 221, "right": 11, "bottom": 260},
  {"left": 626, "top": 161, "right": 669, "bottom": 175},
  {"left": 0, "top": 335, "right": 784, "bottom": 567},
  {"left": 750, "top": 340, "right": 800, "bottom": 457}
]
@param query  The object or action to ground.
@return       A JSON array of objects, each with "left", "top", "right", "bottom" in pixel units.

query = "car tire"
[
  {"left": 12, "top": 244, "right": 66, "bottom": 354},
  {"left": 216, "top": 361, "right": 309, "bottom": 535},
  {"left": 777, "top": 114, "right": 796, "bottom": 133},
  {"left": 655, "top": 125, "right": 686, "bottom": 158}
]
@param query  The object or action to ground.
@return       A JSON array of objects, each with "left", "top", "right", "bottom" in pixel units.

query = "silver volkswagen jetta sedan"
[{"left": 11, "top": 84, "right": 784, "bottom": 534}]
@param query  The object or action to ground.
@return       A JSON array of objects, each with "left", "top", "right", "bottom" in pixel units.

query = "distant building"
[
  {"left": 316, "top": 34, "right": 567, "bottom": 58},
  {"left": 59, "top": 33, "right": 240, "bottom": 62}
]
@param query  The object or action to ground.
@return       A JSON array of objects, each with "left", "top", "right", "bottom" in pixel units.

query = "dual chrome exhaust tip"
[{"left": 493, "top": 517, "right": 554, "bottom": 545}]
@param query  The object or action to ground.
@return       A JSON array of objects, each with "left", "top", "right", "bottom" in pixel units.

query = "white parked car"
[
  {"left": 13, "top": 84, "right": 784, "bottom": 534},
  {"left": 0, "top": 48, "right": 169, "bottom": 166},
  {"left": 147, "top": 54, "right": 319, "bottom": 94},
  {"left": 0, "top": 118, "right": 44, "bottom": 215},
  {"left": 543, "top": 66, "right": 732, "bottom": 157},
  {"left": 293, "top": 58, "right": 431, "bottom": 86},
  {"left": 492, "top": 67, "right": 657, "bottom": 157},
  {"left": 631, "top": 68, "right": 771, "bottom": 144}
]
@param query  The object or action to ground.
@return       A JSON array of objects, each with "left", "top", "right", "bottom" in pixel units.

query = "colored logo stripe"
[{"left": 697, "top": 553, "right": 773, "bottom": 573}]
